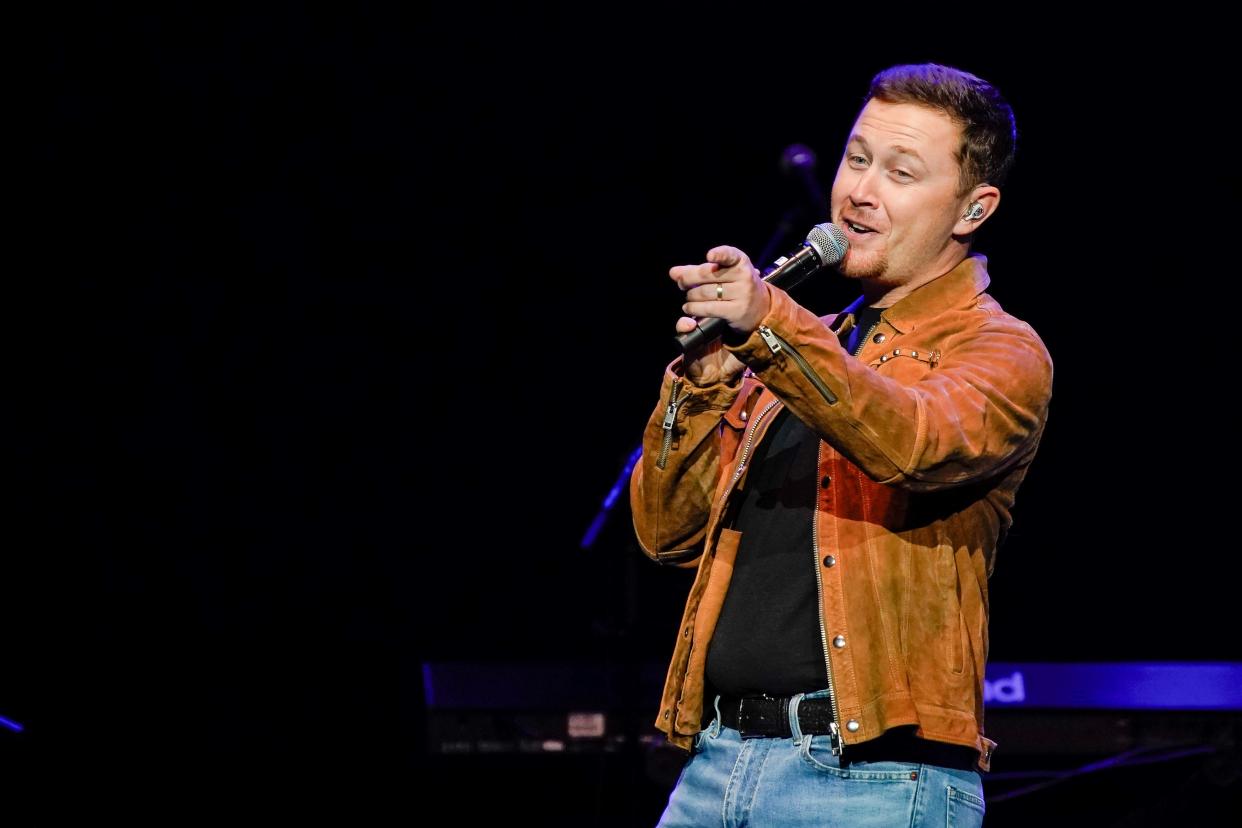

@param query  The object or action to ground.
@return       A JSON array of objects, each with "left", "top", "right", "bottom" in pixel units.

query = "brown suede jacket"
[{"left": 629, "top": 255, "right": 1053, "bottom": 772}]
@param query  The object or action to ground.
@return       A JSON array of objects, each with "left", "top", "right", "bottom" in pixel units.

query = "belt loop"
[{"left": 787, "top": 693, "right": 805, "bottom": 745}]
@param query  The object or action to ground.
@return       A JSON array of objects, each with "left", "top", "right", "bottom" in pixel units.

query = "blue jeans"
[{"left": 657, "top": 693, "right": 986, "bottom": 827}]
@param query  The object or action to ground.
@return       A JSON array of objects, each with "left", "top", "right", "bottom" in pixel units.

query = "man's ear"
[{"left": 954, "top": 186, "right": 1001, "bottom": 236}]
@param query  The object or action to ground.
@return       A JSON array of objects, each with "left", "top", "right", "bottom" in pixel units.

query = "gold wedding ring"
[{"left": 716, "top": 283, "right": 725, "bottom": 300}]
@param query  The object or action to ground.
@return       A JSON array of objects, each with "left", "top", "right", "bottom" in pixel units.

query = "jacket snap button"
[
  {"left": 822, "top": 555, "right": 836, "bottom": 568},
  {"left": 832, "top": 635, "right": 846, "bottom": 648},
  {"left": 662, "top": 710, "right": 670, "bottom": 719},
  {"left": 872, "top": 333, "right": 886, "bottom": 344},
  {"left": 846, "top": 719, "right": 860, "bottom": 732},
  {"left": 820, "top": 475, "right": 831, "bottom": 488},
  {"left": 683, "top": 626, "right": 691, "bottom": 637},
  {"left": 879, "top": 354, "right": 889, "bottom": 362},
  {"left": 740, "top": 410, "right": 748, "bottom": 421}
]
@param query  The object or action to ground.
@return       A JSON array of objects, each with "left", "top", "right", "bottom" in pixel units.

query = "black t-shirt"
[
  {"left": 847, "top": 304, "right": 885, "bottom": 357},
  {"left": 705, "top": 407, "right": 826, "bottom": 696}
]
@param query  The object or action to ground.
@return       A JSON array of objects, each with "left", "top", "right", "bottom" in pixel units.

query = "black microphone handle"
[{"left": 674, "top": 245, "right": 824, "bottom": 353}]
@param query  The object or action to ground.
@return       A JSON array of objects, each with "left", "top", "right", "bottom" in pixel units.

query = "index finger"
[{"left": 668, "top": 261, "right": 722, "bottom": 290}]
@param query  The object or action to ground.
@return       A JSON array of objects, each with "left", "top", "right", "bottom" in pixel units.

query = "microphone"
[{"left": 675, "top": 222, "right": 848, "bottom": 353}]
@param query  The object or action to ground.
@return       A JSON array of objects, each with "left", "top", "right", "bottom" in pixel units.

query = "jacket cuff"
[{"left": 721, "top": 283, "right": 804, "bottom": 369}]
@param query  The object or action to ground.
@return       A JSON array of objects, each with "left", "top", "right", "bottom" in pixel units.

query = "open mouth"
[{"left": 842, "top": 216, "right": 878, "bottom": 235}]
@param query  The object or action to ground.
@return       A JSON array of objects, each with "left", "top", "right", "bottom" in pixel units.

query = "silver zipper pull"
[
  {"left": 662, "top": 382, "right": 684, "bottom": 431},
  {"left": 758, "top": 326, "right": 783, "bottom": 354},
  {"left": 662, "top": 399, "right": 679, "bottom": 431},
  {"left": 828, "top": 721, "right": 842, "bottom": 755}
]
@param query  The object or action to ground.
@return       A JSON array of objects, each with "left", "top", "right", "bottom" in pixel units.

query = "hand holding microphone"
[
  {"left": 671, "top": 223, "right": 849, "bottom": 355},
  {"left": 669, "top": 246, "right": 761, "bottom": 387}
]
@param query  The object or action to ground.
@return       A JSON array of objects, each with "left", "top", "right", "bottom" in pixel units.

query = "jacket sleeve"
[
  {"left": 629, "top": 357, "right": 742, "bottom": 567},
  {"left": 727, "top": 283, "right": 1053, "bottom": 492}
]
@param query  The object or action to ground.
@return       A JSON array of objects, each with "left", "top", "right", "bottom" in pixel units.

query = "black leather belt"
[{"left": 716, "top": 694, "right": 834, "bottom": 739}]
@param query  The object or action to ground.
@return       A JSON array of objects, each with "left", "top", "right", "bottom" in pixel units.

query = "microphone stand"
[
  {"left": 579, "top": 444, "right": 643, "bottom": 552},
  {"left": 754, "top": 206, "right": 805, "bottom": 271}
]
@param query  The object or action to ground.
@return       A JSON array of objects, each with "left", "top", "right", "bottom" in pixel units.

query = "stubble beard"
[{"left": 838, "top": 249, "right": 892, "bottom": 284}]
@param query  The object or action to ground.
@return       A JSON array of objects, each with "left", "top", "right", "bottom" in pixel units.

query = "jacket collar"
[{"left": 845, "top": 253, "right": 991, "bottom": 335}]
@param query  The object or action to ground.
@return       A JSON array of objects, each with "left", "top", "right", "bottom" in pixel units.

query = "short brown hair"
[{"left": 866, "top": 63, "right": 1017, "bottom": 196}]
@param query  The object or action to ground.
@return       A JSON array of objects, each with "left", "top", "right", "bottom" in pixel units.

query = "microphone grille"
[{"left": 806, "top": 222, "right": 849, "bottom": 265}]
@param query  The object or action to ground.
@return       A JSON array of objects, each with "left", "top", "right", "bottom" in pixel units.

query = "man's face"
[{"left": 830, "top": 99, "right": 972, "bottom": 287}]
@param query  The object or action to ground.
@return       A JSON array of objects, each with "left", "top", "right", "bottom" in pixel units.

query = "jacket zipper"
[
  {"left": 811, "top": 439, "right": 844, "bottom": 754},
  {"left": 718, "top": 398, "right": 780, "bottom": 507},
  {"left": 758, "top": 326, "right": 838, "bottom": 405},
  {"left": 656, "top": 379, "right": 691, "bottom": 470}
]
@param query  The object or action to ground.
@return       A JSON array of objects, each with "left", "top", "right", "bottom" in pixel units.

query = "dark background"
[{"left": 9, "top": 6, "right": 1236, "bottom": 819}]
